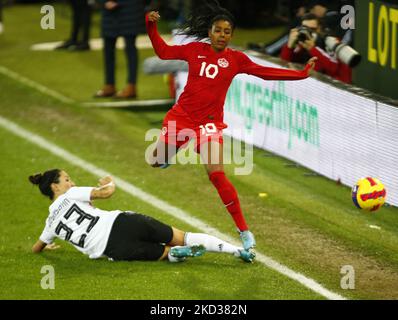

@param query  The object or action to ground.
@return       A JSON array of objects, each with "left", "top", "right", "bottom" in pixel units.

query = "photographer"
[{"left": 280, "top": 13, "right": 352, "bottom": 84}]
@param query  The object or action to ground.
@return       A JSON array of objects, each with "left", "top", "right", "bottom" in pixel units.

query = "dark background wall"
[{"left": 354, "top": 0, "right": 398, "bottom": 100}]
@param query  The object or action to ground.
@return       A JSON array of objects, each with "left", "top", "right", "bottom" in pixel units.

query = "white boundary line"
[
  {"left": 82, "top": 99, "right": 175, "bottom": 108},
  {"left": 0, "top": 65, "right": 173, "bottom": 109},
  {"left": 0, "top": 115, "right": 346, "bottom": 300},
  {"left": 30, "top": 35, "right": 173, "bottom": 51},
  {"left": 0, "top": 66, "right": 74, "bottom": 104}
]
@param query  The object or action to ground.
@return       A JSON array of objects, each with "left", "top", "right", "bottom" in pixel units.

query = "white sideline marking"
[
  {"left": 30, "top": 35, "right": 173, "bottom": 51},
  {"left": 0, "top": 115, "right": 346, "bottom": 300},
  {"left": 0, "top": 66, "right": 74, "bottom": 104},
  {"left": 0, "top": 66, "right": 173, "bottom": 108},
  {"left": 82, "top": 99, "right": 175, "bottom": 108}
]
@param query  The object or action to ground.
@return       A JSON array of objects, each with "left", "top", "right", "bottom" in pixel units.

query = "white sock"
[
  {"left": 0, "top": 23, "right": 3, "bottom": 34},
  {"left": 184, "top": 233, "right": 241, "bottom": 256}
]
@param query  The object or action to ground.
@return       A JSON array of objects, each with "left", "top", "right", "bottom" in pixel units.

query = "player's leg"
[
  {"left": 158, "top": 246, "right": 170, "bottom": 260},
  {"left": 168, "top": 227, "right": 185, "bottom": 246},
  {"left": 148, "top": 115, "right": 186, "bottom": 168},
  {"left": 149, "top": 138, "right": 180, "bottom": 168},
  {"left": 199, "top": 140, "right": 256, "bottom": 250},
  {"left": 104, "top": 213, "right": 169, "bottom": 261},
  {"left": 153, "top": 227, "right": 204, "bottom": 260},
  {"left": 149, "top": 107, "right": 195, "bottom": 168},
  {"left": 168, "top": 228, "right": 255, "bottom": 263},
  {"left": 107, "top": 213, "right": 253, "bottom": 263},
  {"left": 121, "top": 213, "right": 204, "bottom": 261},
  {"left": 103, "top": 213, "right": 192, "bottom": 262}
]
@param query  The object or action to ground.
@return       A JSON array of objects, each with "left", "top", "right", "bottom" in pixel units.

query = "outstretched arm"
[
  {"left": 238, "top": 51, "right": 317, "bottom": 81},
  {"left": 146, "top": 11, "right": 190, "bottom": 60},
  {"left": 90, "top": 176, "right": 116, "bottom": 200},
  {"left": 307, "top": 47, "right": 340, "bottom": 76},
  {"left": 32, "top": 240, "right": 60, "bottom": 253}
]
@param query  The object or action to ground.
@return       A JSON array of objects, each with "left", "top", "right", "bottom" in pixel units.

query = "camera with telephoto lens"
[
  {"left": 297, "top": 26, "right": 314, "bottom": 42},
  {"left": 325, "top": 36, "right": 362, "bottom": 67}
]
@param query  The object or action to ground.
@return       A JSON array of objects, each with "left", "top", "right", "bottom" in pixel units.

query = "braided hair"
[
  {"left": 179, "top": 0, "right": 236, "bottom": 40},
  {"left": 29, "top": 169, "right": 61, "bottom": 200}
]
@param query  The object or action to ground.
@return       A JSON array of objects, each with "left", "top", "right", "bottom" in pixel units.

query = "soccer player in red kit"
[{"left": 146, "top": 1, "right": 317, "bottom": 253}]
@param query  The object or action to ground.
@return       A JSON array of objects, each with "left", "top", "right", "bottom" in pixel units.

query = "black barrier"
[{"left": 354, "top": 0, "right": 398, "bottom": 101}]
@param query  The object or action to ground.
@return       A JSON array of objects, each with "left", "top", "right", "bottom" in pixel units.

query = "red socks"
[{"left": 209, "top": 171, "right": 248, "bottom": 231}]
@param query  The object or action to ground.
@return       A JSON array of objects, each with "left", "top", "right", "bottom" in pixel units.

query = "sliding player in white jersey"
[{"left": 30, "top": 169, "right": 255, "bottom": 263}]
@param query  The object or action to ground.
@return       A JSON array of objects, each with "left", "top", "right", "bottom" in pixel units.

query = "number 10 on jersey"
[{"left": 199, "top": 62, "right": 219, "bottom": 79}]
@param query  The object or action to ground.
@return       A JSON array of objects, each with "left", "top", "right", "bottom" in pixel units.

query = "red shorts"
[{"left": 159, "top": 106, "right": 227, "bottom": 153}]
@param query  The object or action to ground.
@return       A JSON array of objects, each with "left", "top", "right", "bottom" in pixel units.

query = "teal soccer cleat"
[
  {"left": 159, "top": 162, "right": 171, "bottom": 169},
  {"left": 239, "top": 230, "right": 256, "bottom": 250},
  {"left": 238, "top": 249, "right": 256, "bottom": 263},
  {"left": 170, "top": 245, "right": 206, "bottom": 258}
]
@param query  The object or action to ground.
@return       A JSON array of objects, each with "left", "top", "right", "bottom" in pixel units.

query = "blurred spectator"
[
  {"left": 259, "top": 1, "right": 309, "bottom": 56},
  {"left": 158, "top": 0, "right": 189, "bottom": 26},
  {"left": 280, "top": 13, "right": 352, "bottom": 84},
  {"left": 95, "top": 0, "right": 146, "bottom": 99},
  {"left": 249, "top": 0, "right": 355, "bottom": 57},
  {"left": 309, "top": 0, "right": 354, "bottom": 46},
  {"left": 56, "top": 0, "right": 94, "bottom": 51}
]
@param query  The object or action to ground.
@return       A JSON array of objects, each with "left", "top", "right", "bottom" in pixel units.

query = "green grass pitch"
[{"left": 0, "top": 4, "right": 397, "bottom": 300}]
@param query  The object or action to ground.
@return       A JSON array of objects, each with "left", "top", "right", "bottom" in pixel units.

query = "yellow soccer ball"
[{"left": 352, "top": 177, "right": 387, "bottom": 211}]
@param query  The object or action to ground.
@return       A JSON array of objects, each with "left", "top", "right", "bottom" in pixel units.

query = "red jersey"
[{"left": 146, "top": 18, "right": 311, "bottom": 125}]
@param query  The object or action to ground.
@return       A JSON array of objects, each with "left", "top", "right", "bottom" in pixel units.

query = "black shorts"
[{"left": 104, "top": 212, "right": 173, "bottom": 261}]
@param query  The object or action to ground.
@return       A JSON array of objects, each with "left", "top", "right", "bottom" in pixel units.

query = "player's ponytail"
[
  {"left": 179, "top": 0, "right": 235, "bottom": 40},
  {"left": 29, "top": 169, "right": 61, "bottom": 200},
  {"left": 29, "top": 173, "right": 43, "bottom": 185}
]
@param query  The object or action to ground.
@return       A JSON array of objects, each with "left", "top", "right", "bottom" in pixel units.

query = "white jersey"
[{"left": 39, "top": 187, "right": 122, "bottom": 259}]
